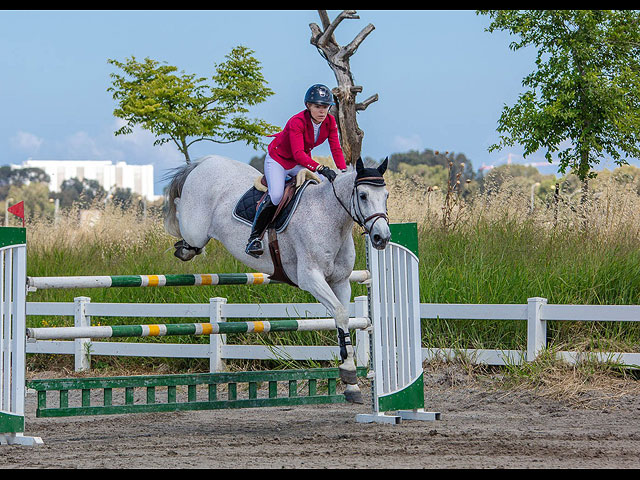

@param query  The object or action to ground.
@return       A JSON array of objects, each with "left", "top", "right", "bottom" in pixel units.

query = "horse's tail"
[{"left": 163, "top": 161, "right": 200, "bottom": 238}]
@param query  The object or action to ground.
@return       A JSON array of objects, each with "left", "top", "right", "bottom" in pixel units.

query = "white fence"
[
  {"left": 422, "top": 298, "right": 640, "bottom": 368},
  {"left": 26, "top": 295, "right": 640, "bottom": 371},
  {"left": 26, "top": 296, "right": 371, "bottom": 372}
]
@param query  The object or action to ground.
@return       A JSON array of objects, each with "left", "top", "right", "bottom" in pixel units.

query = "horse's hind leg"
[
  {"left": 173, "top": 197, "right": 209, "bottom": 261},
  {"left": 297, "top": 270, "right": 363, "bottom": 404}
]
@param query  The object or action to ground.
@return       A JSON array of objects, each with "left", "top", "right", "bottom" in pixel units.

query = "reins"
[{"left": 330, "top": 175, "right": 389, "bottom": 236}]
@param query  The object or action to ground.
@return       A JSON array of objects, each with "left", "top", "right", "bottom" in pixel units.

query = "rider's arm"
[{"left": 288, "top": 117, "right": 321, "bottom": 171}]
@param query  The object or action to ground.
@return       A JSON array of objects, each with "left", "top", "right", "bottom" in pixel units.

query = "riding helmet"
[{"left": 304, "top": 84, "right": 335, "bottom": 106}]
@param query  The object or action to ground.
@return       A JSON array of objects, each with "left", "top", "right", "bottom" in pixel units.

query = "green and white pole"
[
  {"left": 27, "top": 317, "right": 370, "bottom": 340},
  {"left": 27, "top": 270, "right": 370, "bottom": 290}
]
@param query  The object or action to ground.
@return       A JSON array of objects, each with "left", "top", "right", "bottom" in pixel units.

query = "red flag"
[{"left": 7, "top": 201, "right": 25, "bottom": 227}]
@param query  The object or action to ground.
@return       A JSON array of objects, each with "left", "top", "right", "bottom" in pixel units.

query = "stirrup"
[{"left": 245, "top": 238, "right": 264, "bottom": 258}]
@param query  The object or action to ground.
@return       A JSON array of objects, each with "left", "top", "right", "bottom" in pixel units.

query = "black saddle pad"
[{"left": 232, "top": 180, "right": 317, "bottom": 233}]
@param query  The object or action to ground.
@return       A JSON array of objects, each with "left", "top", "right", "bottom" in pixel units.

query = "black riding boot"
[{"left": 245, "top": 196, "right": 277, "bottom": 258}]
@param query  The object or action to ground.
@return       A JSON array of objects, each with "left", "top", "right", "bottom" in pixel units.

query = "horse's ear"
[
  {"left": 356, "top": 157, "right": 364, "bottom": 172},
  {"left": 378, "top": 157, "right": 388, "bottom": 175}
]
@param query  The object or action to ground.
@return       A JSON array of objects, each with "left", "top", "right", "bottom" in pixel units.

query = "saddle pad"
[{"left": 232, "top": 179, "right": 317, "bottom": 233}]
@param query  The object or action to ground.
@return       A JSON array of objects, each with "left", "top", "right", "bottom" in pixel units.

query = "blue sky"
[{"left": 1, "top": 10, "right": 632, "bottom": 195}]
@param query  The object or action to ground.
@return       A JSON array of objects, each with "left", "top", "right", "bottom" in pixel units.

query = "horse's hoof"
[
  {"left": 339, "top": 364, "right": 358, "bottom": 385},
  {"left": 344, "top": 384, "right": 364, "bottom": 404}
]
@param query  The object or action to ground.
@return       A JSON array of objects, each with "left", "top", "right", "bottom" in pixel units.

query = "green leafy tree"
[
  {"left": 54, "top": 178, "right": 106, "bottom": 209},
  {"left": 479, "top": 10, "right": 640, "bottom": 184},
  {"left": 6, "top": 182, "right": 55, "bottom": 220},
  {"left": 0, "top": 166, "right": 50, "bottom": 200},
  {"left": 108, "top": 46, "right": 278, "bottom": 163},
  {"left": 111, "top": 187, "right": 134, "bottom": 210},
  {"left": 388, "top": 149, "right": 475, "bottom": 186}
]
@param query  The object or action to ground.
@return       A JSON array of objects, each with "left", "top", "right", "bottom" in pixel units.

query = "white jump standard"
[{"left": 357, "top": 223, "right": 441, "bottom": 424}]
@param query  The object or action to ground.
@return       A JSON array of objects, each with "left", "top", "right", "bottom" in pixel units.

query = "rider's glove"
[{"left": 317, "top": 165, "right": 337, "bottom": 183}]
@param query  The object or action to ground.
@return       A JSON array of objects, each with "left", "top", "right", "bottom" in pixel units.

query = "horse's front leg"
[
  {"left": 297, "top": 269, "right": 363, "bottom": 404},
  {"left": 328, "top": 276, "right": 359, "bottom": 379}
]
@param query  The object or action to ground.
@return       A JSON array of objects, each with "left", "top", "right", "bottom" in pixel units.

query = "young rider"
[{"left": 245, "top": 84, "right": 347, "bottom": 258}]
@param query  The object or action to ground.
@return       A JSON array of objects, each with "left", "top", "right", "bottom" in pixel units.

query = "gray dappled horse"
[{"left": 164, "top": 155, "right": 390, "bottom": 403}]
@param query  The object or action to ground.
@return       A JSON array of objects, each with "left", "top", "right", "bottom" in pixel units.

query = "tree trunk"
[{"left": 309, "top": 10, "right": 378, "bottom": 166}]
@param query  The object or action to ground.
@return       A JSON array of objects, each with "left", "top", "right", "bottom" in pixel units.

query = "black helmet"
[{"left": 304, "top": 84, "right": 334, "bottom": 106}]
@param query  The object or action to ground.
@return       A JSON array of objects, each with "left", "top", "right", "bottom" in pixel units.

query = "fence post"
[
  {"left": 209, "top": 297, "right": 227, "bottom": 372},
  {"left": 527, "top": 297, "right": 547, "bottom": 362},
  {"left": 74, "top": 296, "right": 91, "bottom": 372},
  {"left": 354, "top": 295, "right": 370, "bottom": 368}
]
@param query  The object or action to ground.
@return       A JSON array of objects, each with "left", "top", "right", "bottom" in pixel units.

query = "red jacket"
[{"left": 267, "top": 109, "right": 347, "bottom": 171}]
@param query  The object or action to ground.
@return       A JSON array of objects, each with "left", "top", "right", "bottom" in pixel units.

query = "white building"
[{"left": 13, "top": 160, "right": 159, "bottom": 201}]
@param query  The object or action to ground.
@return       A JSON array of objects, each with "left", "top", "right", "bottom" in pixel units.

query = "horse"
[{"left": 163, "top": 155, "right": 390, "bottom": 403}]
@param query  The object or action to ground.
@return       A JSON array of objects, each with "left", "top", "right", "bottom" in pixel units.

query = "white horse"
[{"left": 163, "top": 155, "right": 390, "bottom": 403}]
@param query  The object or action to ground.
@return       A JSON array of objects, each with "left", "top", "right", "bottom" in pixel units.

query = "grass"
[{"left": 22, "top": 171, "right": 640, "bottom": 375}]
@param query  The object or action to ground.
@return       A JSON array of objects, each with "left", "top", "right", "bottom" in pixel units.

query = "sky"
[{"left": 1, "top": 9, "right": 634, "bottom": 196}]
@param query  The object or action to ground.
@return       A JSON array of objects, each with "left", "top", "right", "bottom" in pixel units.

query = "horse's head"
[{"left": 353, "top": 157, "right": 391, "bottom": 250}]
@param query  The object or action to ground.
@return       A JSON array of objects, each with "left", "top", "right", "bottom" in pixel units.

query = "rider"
[{"left": 245, "top": 84, "right": 348, "bottom": 258}]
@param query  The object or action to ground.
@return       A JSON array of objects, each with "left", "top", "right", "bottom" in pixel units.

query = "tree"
[
  {"left": 108, "top": 46, "right": 278, "bottom": 164},
  {"left": 54, "top": 178, "right": 106, "bottom": 209},
  {"left": 249, "top": 154, "right": 266, "bottom": 174},
  {"left": 111, "top": 187, "right": 134, "bottom": 210},
  {"left": 6, "top": 182, "right": 55, "bottom": 220},
  {"left": 0, "top": 166, "right": 49, "bottom": 200},
  {"left": 479, "top": 10, "right": 640, "bottom": 185},
  {"left": 310, "top": 10, "right": 379, "bottom": 165},
  {"left": 388, "top": 149, "right": 475, "bottom": 184}
]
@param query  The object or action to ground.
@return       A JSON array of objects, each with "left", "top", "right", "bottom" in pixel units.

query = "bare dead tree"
[{"left": 309, "top": 10, "right": 378, "bottom": 166}]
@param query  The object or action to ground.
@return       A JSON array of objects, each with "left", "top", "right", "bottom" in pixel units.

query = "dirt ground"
[{"left": 2, "top": 364, "right": 640, "bottom": 469}]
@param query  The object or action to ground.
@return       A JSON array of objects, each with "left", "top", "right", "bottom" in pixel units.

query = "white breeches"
[{"left": 264, "top": 154, "right": 306, "bottom": 205}]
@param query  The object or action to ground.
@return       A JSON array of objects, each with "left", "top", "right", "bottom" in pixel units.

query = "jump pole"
[
  {"left": 27, "top": 270, "right": 371, "bottom": 291},
  {"left": 26, "top": 317, "right": 370, "bottom": 341}
]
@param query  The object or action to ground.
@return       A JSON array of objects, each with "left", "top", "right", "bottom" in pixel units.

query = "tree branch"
[
  {"left": 317, "top": 9, "right": 331, "bottom": 30},
  {"left": 345, "top": 23, "right": 375, "bottom": 57},
  {"left": 315, "top": 10, "right": 359, "bottom": 48},
  {"left": 356, "top": 93, "right": 379, "bottom": 112}
]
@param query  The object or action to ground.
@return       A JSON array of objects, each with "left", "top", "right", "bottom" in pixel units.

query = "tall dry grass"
[{"left": 386, "top": 169, "right": 640, "bottom": 243}]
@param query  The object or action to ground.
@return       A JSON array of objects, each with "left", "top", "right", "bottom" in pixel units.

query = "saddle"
[{"left": 233, "top": 169, "right": 320, "bottom": 286}]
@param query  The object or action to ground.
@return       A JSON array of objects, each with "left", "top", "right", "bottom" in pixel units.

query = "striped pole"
[
  {"left": 27, "top": 270, "right": 371, "bottom": 290},
  {"left": 26, "top": 317, "right": 370, "bottom": 341}
]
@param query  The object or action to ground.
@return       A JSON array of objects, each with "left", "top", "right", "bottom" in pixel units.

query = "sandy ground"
[{"left": 2, "top": 364, "right": 640, "bottom": 469}]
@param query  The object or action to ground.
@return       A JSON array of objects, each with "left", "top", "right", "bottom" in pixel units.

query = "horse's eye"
[{"left": 359, "top": 192, "right": 367, "bottom": 201}]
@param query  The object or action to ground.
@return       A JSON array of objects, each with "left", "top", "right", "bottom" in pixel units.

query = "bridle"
[{"left": 331, "top": 175, "right": 389, "bottom": 236}]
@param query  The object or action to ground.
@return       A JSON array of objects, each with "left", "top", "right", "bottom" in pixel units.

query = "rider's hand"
[{"left": 317, "top": 165, "right": 337, "bottom": 183}]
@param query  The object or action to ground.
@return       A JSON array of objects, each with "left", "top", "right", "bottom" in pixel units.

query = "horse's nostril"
[{"left": 373, "top": 234, "right": 381, "bottom": 243}]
